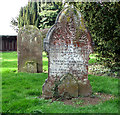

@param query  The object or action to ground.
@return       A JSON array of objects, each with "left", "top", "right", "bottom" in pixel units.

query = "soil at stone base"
[
  {"left": 41, "top": 71, "right": 116, "bottom": 107},
  {"left": 49, "top": 93, "right": 115, "bottom": 107}
]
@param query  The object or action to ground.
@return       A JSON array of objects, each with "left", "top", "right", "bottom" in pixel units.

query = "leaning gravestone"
[
  {"left": 17, "top": 25, "right": 42, "bottom": 73},
  {"left": 42, "top": 5, "right": 93, "bottom": 98}
]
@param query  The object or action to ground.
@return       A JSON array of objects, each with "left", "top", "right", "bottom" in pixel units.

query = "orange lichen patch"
[
  {"left": 65, "top": 40, "right": 68, "bottom": 45},
  {"left": 76, "top": 42, "right": 80, "bottom": 47},
  {"left": 68, "top": 39, "right": 71, "bottom": 44}
]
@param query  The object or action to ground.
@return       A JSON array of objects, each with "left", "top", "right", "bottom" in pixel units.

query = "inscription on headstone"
[
  {"left": 17, "top": 25, "right": 42, "bottom": 73},
  {"left": 42, "top": 5, "right": 93, "bottom": 98}
]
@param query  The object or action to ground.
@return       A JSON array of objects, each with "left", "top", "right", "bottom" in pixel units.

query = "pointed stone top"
[
  {"left": 44, "top": 5, "right": 90, "bottom": 53},
  {"left": 55, "top": 5, "right": 86, "bottom": 31}
]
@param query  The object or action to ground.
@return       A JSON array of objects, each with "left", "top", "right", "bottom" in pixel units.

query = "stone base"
[
  {"left": 21, "top": 61, "right": 37, "bottom": 73},
  {"left": 78, "top": 79, "right": 92, "bottom": 96},
  {"left": 42, "top": 74, "right": 92, "bottom": 99}
]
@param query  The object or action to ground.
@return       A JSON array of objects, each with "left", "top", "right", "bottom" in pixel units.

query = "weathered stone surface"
[
  {"left": 23, "top": 61, "right": 37, "bottom": 73},
  {"left": 78, "top": 79, "right": 92, "bottom": 96},
  {"left": 17, "top": 25, "right": 42, "bottom": 73},
  {"left": 42, "top": 5, "right": 93, "bottom": 98},
  {"left": 58, "top": 74, "right": 78, "bottom": 98},
  {"left": 40, "top": 28, "right": 49, "bottom": 51},
  {"left": 40, "top": 28, "right": 49, "bottom": 40}
]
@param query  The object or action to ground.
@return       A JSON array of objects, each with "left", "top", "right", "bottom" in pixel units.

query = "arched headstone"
[
  {"left": 42, "top": 5, "right": 93, "bottom": 98},
  {"left": 17, "top": 25, "right": 42, "bottom": 73}
]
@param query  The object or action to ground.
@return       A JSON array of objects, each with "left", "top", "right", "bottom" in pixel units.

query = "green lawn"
[{"left": 1, "top": 52, "right": 119, "bottom": 113}]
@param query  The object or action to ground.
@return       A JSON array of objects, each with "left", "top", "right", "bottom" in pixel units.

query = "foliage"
[
  {"left": 1, "top": 51, "right": 119, "bottom": 113},
  {"left": 74, "top": 2, "right": 120, "bottom": 73},
  {"left": 16, "top": 2, "right": 62, "bottom": 29},
  {"left": 11, "top": 2, "right": 120, "bottom": 73},
  {"left": 65, "top": 2, "right": 120, "bottom": 75},
  {"left": 39, "top": 2, "right": 62, "bottom": 29},
  {"left": 18, "top": 2, "right": 40, "bottom": 29},
  {"left": 10, "top": 17, "right": 19, "bottom": 33}
]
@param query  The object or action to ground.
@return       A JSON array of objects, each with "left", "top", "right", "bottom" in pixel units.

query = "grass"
[
  {"left": 1, "top": 52, "right": 119, "bottom": 113},
  {"left": 89, "top": 54, "right": 97, "bottom": 64},
  {"left": 72, "top": 98, "right": 84, "bottom": 106}
]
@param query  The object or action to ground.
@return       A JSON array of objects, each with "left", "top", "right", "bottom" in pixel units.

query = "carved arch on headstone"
[{"left": 44, "top": 5, "right": 93, "bottom": 55}]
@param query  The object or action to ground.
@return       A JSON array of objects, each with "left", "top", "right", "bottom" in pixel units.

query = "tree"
[
  {"left": 17, "top": 1, "right": 40, "bottom": 28},
  {"left": 18, "top": 7, "right": 24, "bottom": 27},
  {"left": 10, "top": 17, "right": 18, "bottom": 33},
  {"left": 39, "top": 2, "right": 62, "bottom": 29},
  {"left": 75, "top": 2, "right": 120, "bottom": 73},
  {"left": 11, "top": 1, "right": 62, "bottom": 30}
]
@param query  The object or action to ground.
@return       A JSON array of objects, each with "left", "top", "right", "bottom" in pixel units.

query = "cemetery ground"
[{"left": 1, "top": 52, "right": 119, "bottom": 113}]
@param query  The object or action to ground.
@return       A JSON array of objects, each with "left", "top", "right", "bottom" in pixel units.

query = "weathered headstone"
[
  {"left": 17, "top": 25, "right": 42, "bottom": 73},
  {"left": 42, "top": 5, "right": 93, "bottom": 98}
]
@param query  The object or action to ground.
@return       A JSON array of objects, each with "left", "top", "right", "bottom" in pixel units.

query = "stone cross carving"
[
  {"left": 42, "top": 5, "right": 93, "bottom": 98},
  {"left": 17, "top": 25, "right": 42, "bottom": 73}
]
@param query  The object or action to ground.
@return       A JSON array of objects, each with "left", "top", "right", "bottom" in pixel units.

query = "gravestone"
[
  {"left": 17, "top": 25, "right": 42, "bottom": 73},
  {"left": 42, "top": 5, "right": 93, "bottom": 98}
]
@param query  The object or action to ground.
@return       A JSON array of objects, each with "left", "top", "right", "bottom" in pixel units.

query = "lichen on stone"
[{"left": 42, "top": 5, "right": 93, "bottom": 99}]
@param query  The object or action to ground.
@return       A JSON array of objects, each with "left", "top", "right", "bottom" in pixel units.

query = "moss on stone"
[
  {"left": 25, "top": 61, "right": 36, "bottom": 65},
  {"left": 23, "top": 61, "right": 37, "bottom": 73},
  {"left": 67, "top": 16, "right": 70, "bottom": 22}
]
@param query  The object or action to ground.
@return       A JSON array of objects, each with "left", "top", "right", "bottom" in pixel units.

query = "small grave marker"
[{"left": 17, "top": 25, "right": 42, "bottom": 73}]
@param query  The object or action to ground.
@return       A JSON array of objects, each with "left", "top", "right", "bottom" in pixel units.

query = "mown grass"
[
  {"left": 1, "top": 52, "right": 119, "bottom": 113},
  {"left": 89, "top": 54, "right": 97, "bottom": 64}
]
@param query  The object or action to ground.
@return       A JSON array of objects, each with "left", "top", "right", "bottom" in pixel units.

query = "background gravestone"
[
  {"left": 42, "top": 5, "right": 93, "bottom": 98},
  {"left": 17, "top": 25, "right": 42, "bottom": 73}
]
